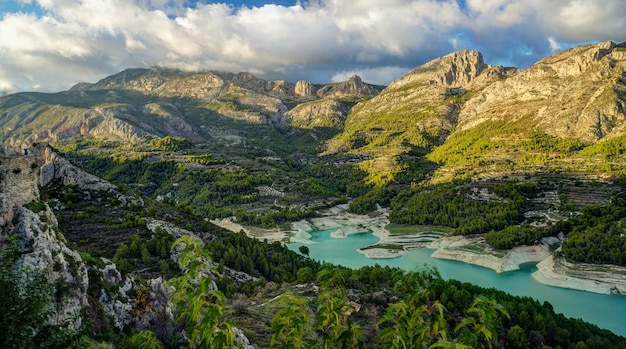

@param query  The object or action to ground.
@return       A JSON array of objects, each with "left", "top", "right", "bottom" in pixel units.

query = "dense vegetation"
[
  {"left": 5, "top": 153, "right": 626, "bottom": 348},
  {"left": 551, "top": 196, "right": 626, "bottom": 265},
  {"left": 149, "top": 136, "right": 193, "bottom": 151},
  {"left": 389, "top": 181, "right": 538, "bottom": 235},
  {"left": 61, "top": 135, "right": 626, "bottom": 266},
  {"left": 131, "top": 241, "right": 626, "bottom": 348},
  {"left": 0, "top": 238, "right": 87, "bottom": 349}
]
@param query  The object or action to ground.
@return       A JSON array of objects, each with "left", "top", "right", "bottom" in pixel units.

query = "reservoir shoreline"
[
  {"left": 212, "top": 206, "right": 626, "bottom": 336},
  {"left": 212, "top": 206, "right": 626, "bottom": 296}
]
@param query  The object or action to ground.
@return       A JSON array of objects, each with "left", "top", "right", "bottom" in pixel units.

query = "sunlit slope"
[
  {"left": 326, "top": 41, "right": 626, "bottom": 183},
  {"left": 428, "top": 41, "right": 626, "bottom": 181},
  {"left": 0, "top": 67, "right": 380, "bottom": 155},
  {"left": 323, "top": 50, "right": 517, "bottom": 181}
]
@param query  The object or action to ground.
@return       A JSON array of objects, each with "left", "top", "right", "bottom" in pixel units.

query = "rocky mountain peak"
[
  {"left": 388, "top": 49, "right": 487, "bottom": 91},
  {"left": 316, "top": 74, "right": 379, "bottom": 100},
  {"left": 537, "top": 40, "right": 625, "bottom": 78},
  {"left": 294, "top": 80, "right": 316, "bottom": 99},
  {"left": 458, "top": 40, "right": 626, "bottom": 142}
]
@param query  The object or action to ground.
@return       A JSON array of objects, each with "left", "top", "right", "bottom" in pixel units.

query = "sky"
[{"left": 0, "top": 0, "right": 625, "bottom": 95}]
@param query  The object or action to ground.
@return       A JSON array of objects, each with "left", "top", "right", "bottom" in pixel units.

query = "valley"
[{"left": 1, "top": 40, "right": 626, "bottom": 348}]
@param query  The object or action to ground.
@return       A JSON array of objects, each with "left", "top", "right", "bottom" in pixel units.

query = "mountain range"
[
  {"left": 1, "top": 40, "right": 625, "bottom": 185},
  {"left": 1, "top": 40, "right": 626, "bottom": 348}
]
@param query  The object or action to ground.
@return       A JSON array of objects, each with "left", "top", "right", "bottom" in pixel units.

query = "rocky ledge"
[
  {"left": 429, "top": 235, "right": 551, "bottom": 273},
  {"left": 218, "top": 204, "right": 626, "bottom": 296},
  {"left": 428, "top": 235, "right": 626, "bottom": 295},
  {"left": 532, "top": 256, "right": 626, "bottom": 295}
]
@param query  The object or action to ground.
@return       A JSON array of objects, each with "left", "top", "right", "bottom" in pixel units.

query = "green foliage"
[
  {"left": 298, "top": 245, "right": 310, "bottom": 256},
  {"left": 520, "top": 131, "right": 585, "bottom": 153},
  {"left": 297, "top": 178, "right": 341, "bottom": 197},
  {"left": 82, "top": 157, "right": 181, "bottom": 196},
  {"left": 304, "top": 162, "right": 370, "bottom": 198},
  {"left": 24, "top": 200, "right": 48, "bottom": 213},
  {"left": 167, "top": 236, "right": 238, "bottom": 349},
  {"left": 0, "top": 237, "right": 54, "bottom": 348},
  {"left": 552, "top": 197, "right": 626, "bottom": 265},
  {"left": 206, "top": 231, "right": 319, "bottom": 294},
  {"left": 485, "top": 225, "right": 548, "bottom": 250},
  {"left": 428, "top": 277, "right": 625, "bottom": 349},
  {"left": 581, "top": 134, "right": 626, "bottom": 158},
  {"left": 507, "top": 325, "right": 530, "bottom": 349},
  {"left": 187, "top": 154, "right": 225, "bottom": 166},
  {"left": 428, "top": 122, "right": 586, "bottom": 170},
  {"left": 112, "top": 228, "right": 177, "bottom": 275},
  {"left": 120, "top": 330, "right": 163, "bottom": 349},
  {"left": 348, "top": 186, "right": 397, "bottom": 214},
  {"left": 296, "top": 266, "right": 314, "bottom": 282},
  {"left": 149, "top": 136, "right": 193, "bottom": 151},
  {"left": 270, "top": 292, "right": 311, "bottom": 349},
  {"left": 378, "top": 268, "right": 453, "bottom": 349},
  {"left": 427, "top": 122, "right": 507, "bottom": 166},
  {"left": 454, "top": 295, "right": 510, "bottom": 349},
  {"left": 390, "top": 183, "right": 528, "bottom": 235},
  {"left": 314, "top": 267, "right": 364, "bottom": 349}
]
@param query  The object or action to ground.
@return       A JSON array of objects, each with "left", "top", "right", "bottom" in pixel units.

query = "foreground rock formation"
[{"left": 0, "top": 145, "right": 163, "bottom": 330}]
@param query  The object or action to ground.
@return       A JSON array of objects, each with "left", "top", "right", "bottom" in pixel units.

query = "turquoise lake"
[{"left": 288, "top": 229, "right": 626, "bottom": 336}]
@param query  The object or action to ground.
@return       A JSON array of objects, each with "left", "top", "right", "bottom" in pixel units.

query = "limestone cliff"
[
  {"left": 386, "top": 50, "right": 490, "bottom": 90},
  {"left": 458, "top": 41, "right": 626, "bottom": 142},
  {"left": 286, "top": 99, "right": 351, "bottom": 129},
  {"left": 1, "top": 149, "right": 89, "bottom": 328},
  {"left": 0, "top": 145, "right": 159, "bottom": 331},
  {"left": 323, "top": 49, "right": 515, "bottom": 180}
]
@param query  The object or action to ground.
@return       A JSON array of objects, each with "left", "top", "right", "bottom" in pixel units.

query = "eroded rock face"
[
  {"left": 286, "top": 99, "right": 351, "bottom": 128},
  {"left": 0, "top": 153, "right": 90, "bottom": 329},
  {"left": 317, "top": 75, "right": 380, "bottom": 100},
  {"left": 295, "top": 80, "right": 316, "bottom": 99},
  {"left": 0, "top": 154, "right": 40, "bottom": 226},
  {"left": 0, "top": 145, "right": 148, "bottom": 330},
  {"left": 387, "top": 50, "right": 488, "bottom": 91},
  {"left": 37, "top": 145, "right": 117, "bottom": 192},
  {"left": 14, "top": 206, "right": 89, "bottom": 328},
  {"left": 458, "top": 41, "right": 626, "bottom": 142}
]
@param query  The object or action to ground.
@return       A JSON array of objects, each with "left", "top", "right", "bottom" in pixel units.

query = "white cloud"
[
  {"left": 0, "top": 0, "right": 624, "bottom": 94},
  {"left": 548, "top": 37, "right": 561, "bottom": 52}
]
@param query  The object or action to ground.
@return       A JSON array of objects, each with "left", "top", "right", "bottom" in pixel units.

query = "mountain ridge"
[
  {"left": 1, "top": 41, "right": 625, "bottom": 183},
  {"left": 0, "top": 67, "right": 381, "bottom": 154}
]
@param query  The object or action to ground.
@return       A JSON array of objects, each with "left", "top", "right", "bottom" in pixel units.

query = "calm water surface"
[{"left": 288, "top": 229, "right": 626, "bottom": 336}]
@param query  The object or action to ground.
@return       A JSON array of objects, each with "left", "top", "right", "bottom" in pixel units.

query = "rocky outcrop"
[
  {"left": 286, "top": 99, "right": 351, "bottom": 128},
  {"left": 386, "top": 50, "right": 488, "bottom": 91},
  {"left": 532, "top": 256, "right": 626, "bottom": 295},
  {"left": 36, "top": 144, "right": 117, "bottom": 192},
  {"left": 0, "top": 146, "right": 153, "bottom": 331},
  {"left": 14, "top": 206, "right": 90, "bottom": 328},
  {"left": 428, "top": 235, "right": 551, "bottom": 273},
  {"left": 0, "top": 153, "right": 40, "bottom": 226},
  {"left": 295, "top": 80, "right": 316, "bottom": 99},
  {"left": 317, "top": 75, "right": 380, "bottom": 100},
  {"left": 92, "top": 66, "right": 226, "bottom": 99},
  {"left": 1, "top": 153, "right": 89, "bottom": 328},
  {"left": 458, "top": 41, "right": 626, "bottom": 142},
  {"left": 2, "top": 106, "right": 146, "bottom": 153}
]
